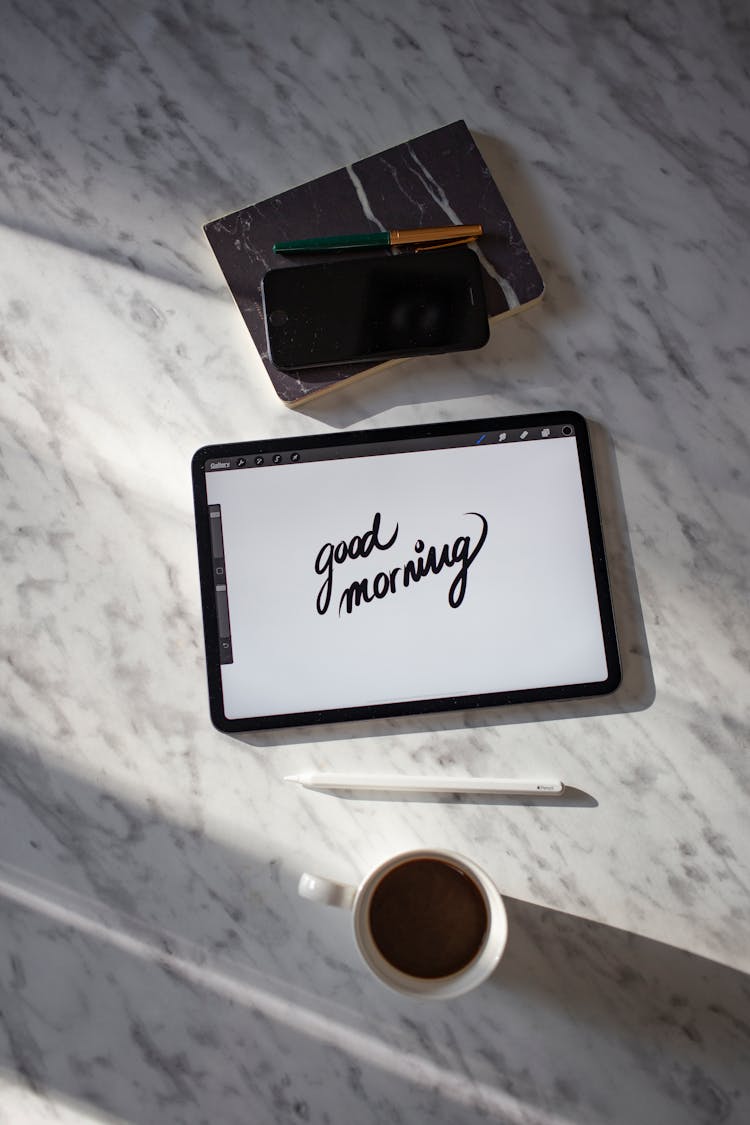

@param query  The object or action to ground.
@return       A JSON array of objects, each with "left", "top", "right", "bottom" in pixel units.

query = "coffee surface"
[{"left": 368, "top": 858, "right": 488, "bottom": 978}]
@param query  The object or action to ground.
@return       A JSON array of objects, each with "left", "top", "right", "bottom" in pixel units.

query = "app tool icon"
[
  {"left": 541, "top": 428, "right": 550, "bottom": 438},
  {"left": 254, "top": 456, "right": 264, "bottom": 466},
  {"left": 291, "top": 452, "right": 301, "bottom": 462},
  {"left": 236, "top": 457, "right": 247, "bottom": 467},
  {"left": 272, "top": 454, "right": 283, "bottom": 464},
  {"left": 520, "top": 430, "right": 529, "bottom": 440},
  {"left": 498, "top": 432, "right": 507, "bottom": 442}
]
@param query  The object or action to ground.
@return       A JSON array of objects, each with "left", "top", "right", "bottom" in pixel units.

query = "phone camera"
[
  {"left": 561, "top": 425, "right": 574, "bottom": 436},
  {"left": 268, "top": 309, "right": 289, "bottom": 327}
]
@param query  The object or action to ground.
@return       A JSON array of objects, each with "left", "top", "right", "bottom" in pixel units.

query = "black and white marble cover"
[
  {"left": 0, "top": 1, "right": 749, "bottom": 1123},
  {"left": 204, "top": 119, "right": 544, "bottom": 404}
]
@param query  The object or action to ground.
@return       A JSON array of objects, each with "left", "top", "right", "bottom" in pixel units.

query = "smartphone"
[{"left": 261, "top": 246, "right": 489, "bottom": 371}]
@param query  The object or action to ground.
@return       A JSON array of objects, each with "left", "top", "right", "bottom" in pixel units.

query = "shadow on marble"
[
  {"left": 474, "top": 133, "right": 583, "bottom": 326},
  {"left": 0, "top": 214, "right": 220, "bottom": 299},
  {"left": 493, "top": 895, "right": 750, "bottom": 1120},
  {"left": 1, "top": 737, "right": 748, "bottom": 1124},
  {"left": 241, "top": 419, "right": 653, "bottom": 749},
  {"left": 588, "top": 417, "right": 655, "bottom": 712}
]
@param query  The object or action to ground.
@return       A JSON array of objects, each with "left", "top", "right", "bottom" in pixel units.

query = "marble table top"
[{"left": 1, "top": 1, "right": 748, "bottom": 1122}]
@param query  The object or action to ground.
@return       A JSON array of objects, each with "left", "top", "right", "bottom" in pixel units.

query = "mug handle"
[{"left": 298, "top": 872, "right": 356, "bottom": 910}]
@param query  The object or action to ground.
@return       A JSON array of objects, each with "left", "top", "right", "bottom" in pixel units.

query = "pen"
[
  {"left": 273, "top": 224, "right": 483, "bottom": 254},
  {"left": 284, "top": 773, "right": 564, "bottom": 796}
]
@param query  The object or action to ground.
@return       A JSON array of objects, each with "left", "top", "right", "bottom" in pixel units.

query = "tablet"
[{"left": 192, "top": 412, "right": 620, "bottom": 732}]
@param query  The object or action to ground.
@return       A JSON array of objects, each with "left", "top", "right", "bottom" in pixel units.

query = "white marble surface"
[{"left": 1, "top": 1, "right": 749, "bottom": 1122}]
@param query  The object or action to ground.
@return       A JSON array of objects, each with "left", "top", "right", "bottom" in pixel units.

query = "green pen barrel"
[{"left": 273, "top": 232, "right": 390, "bottom": 253}]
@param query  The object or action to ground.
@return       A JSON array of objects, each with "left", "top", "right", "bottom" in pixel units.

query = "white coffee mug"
[{"left": 298, "top": 848, "right": 508, "bottom": 999}]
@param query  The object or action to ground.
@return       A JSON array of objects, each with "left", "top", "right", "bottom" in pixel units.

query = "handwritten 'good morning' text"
[{"left": 314, "top": 511, "right": 488, "bottom": 617}]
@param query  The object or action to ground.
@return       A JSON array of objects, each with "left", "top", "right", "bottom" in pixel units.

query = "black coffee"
[{"left": 368, "top": 858, "right": 488, "bottom": 979}]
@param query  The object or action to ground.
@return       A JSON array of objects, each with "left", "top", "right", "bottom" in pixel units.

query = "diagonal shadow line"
[
  {"left": 0, "top": 735, "right": 748, "bottom": 1125},
  {"left": 499, "top": 895, "right": 750, "bottom": 1070},
  {"left": 0, "top": 213, "right": 220, "bottom": 297}
]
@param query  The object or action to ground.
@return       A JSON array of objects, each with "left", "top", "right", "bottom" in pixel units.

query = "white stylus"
[{"left": 284, "top": 773, "right": 564, "bottom": 796}]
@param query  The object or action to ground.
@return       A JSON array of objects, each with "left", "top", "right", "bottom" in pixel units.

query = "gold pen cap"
[{"left": 390, "top": 224, "right": 483, "bottom": 247}]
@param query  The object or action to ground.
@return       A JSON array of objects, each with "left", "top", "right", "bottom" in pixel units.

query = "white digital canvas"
[{"left": 205, "top": 436, "right": 608, "bottom": 720}]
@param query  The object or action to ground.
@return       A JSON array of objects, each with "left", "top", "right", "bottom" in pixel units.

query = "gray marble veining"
[{"left": 1, "top": 0, "right": 749, "bottom": 1122}]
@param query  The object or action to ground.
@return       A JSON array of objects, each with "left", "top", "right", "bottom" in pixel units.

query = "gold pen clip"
[
  {"left": 391, "top": 224, "right": 483, "bottom": 253},
  {"left": 414, "top": 234, "right": 479, "bottom": 253}
]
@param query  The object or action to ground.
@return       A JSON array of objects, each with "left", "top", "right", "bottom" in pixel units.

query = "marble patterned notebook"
[{"left": 204, "top": 120, "right": 543, "bottom": 406}]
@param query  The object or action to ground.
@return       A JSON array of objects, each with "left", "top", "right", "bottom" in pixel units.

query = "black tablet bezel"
[{"left": 192, "top": 412, "right": 621, "bottom": 732}]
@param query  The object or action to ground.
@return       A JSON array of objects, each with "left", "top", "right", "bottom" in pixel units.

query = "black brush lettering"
[
  {"left": 448, "top": 513, "right": 488, "bottom": 608},
  {"left": 339, "top": 577, "right": 375, "bottom": 615},
  {"left": 315, "top": 511, "right": 488, "bottom": 617}
]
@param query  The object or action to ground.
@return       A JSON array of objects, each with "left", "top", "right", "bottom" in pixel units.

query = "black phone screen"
[{"left": 261, "top": 246, "right": 489, "bottom": 371}]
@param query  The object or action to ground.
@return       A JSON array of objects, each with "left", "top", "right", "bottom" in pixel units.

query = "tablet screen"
[{"left": 193, "top": 413, "right": 619, "bottom": 730}]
